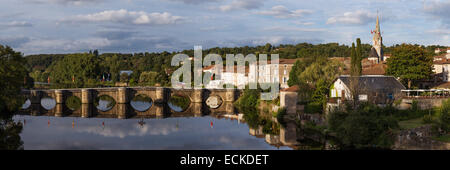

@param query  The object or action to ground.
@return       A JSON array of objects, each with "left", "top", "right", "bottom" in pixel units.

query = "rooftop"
[{"left": 338, "top": 75, "right": 406, "bottom": 90}]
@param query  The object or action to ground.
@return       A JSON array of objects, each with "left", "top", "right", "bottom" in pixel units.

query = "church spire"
[
  {"left": 376, "top": 11, "right": 380, "bottom": 34},
  {"left": 370, "top": 10, "right": 383, "bottom": 63}
]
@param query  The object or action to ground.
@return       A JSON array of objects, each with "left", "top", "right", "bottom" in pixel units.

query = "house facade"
[
  {"left": 327, "top": 75, "right": 406, "bottom": 113},
  {"left": 202, "top": 59, "right": 299, "bottom": 89}
]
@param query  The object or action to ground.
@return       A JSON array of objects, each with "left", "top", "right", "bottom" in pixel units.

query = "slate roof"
[
  {"left": 368, "top": 47, "right": 380, "bottom": 58},
  {"left": 338, "top": 75, "right": 406, "bottom": 91}
]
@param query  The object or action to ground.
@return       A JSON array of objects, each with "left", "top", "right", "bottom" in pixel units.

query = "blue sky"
[{"left": 0, "top": 0, "right": 448, "bottom": 55}]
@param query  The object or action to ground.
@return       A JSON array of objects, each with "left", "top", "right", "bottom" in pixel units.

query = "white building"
[{"left": 202, "top": 59, "right": 299, "bottom": 89}]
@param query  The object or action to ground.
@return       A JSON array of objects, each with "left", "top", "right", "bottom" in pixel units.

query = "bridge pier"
[
  {"left": 155, "top": 104, "right": 165, "bottom": 118},
  {"left": 55, "top": 90, "right": 64, "bottom": 104},
  {"left": 81, "top": 89, "right": 92, "bottom": 104},
  {"left": 193, "top": 89, "right": 203, "bottom": 103},
  {"left": 55, "top": 104, "right": 63, "bottom": 117},
  {"left": 81, "top": 104, "right": 92, "bottom": 118},
  {"left": 225, "top": 102, "right": 234, "bottom": 114},
  {"left": 117, "top": 104, "right": 128, "bottom": 119},
  {"left": 225, "top": 89, "right": 235, "bottom": 102},
  {"left": 30, "top": 90, "right": 41, "bottom": 104},
  {"left": 155, "top": 87, "right": 167, "bottom": 103},
  {"left": 117, "top": 87, "right": 128, "bottom": 104},
  {"left": 192, "top": 103, "right": 203, "bottom": 116}
]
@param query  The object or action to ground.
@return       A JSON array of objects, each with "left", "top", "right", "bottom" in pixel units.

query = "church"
[
  {"left": 368, "top": 15, "right": 384, "bottom": 64},
  {"left": 326, "top": 15, "right": 406, "bottom": 112}
]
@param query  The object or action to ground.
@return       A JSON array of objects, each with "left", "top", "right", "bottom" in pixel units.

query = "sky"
[{"left": 0, "top": 0, "right": 448, "bottom": 55}]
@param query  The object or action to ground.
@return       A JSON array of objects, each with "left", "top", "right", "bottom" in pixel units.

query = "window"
[
  {"left": 388, "top": 93, "right": 393, "bottom": 99},
  {"left": 358, "top": 94, "right": 368, "bottom": 101}
]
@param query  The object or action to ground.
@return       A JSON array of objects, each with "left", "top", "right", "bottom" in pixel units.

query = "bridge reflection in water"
[
  {"left": 17, "top": 87, "right": 305, "bottom": 149},
  {"left": 18, "top": 102, "right": 235, "bottom": 119},
  {"left": 17, "top": 104, "right": 300, "bottom": 149}
]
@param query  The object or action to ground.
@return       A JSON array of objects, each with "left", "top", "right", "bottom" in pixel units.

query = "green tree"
[
  {"left": 350, "top": 43, "right": 358, "bottom": 76},
  {"left": 139, "top": 71, "right": 158, "bottom": 86},
  {"left": 328, "top": 104, "right": 399, "bottom": 149},
  {"left": 356, "top": 38, "right": 362, "bottom": 75},
  {"left": 0, "top": 114, "right": 24, "bottom": 150},
  {"left": 0, "top": 45, "right": 30, "bottom": 113},
  {"left": 439, "top": 99, "right": 450, "bottom": 132},
  {"left": 120, "top": 72, "right": 129, "bottom": 83},
  {"left": 386, "top": 44, "right": 433, "bottom": 89},
  {"left": 48, "top": 53, "right": 101, "bottom": 88},
  {"left": 287, "top": 60, "right": 301, "bottom": 87}
]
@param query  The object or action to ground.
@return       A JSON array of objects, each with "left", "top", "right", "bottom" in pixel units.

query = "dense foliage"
[
  {"left": 328, "top": 103, "right": 400, "bottom": 149},
  {"left": 438, "top": 99, "right": 450, "bottom": 133},
  {"left": 0, "top": 45, "right": 32, "bottom": 113},
  {"left": 0, "top": 114, "right": 23, "bottom": 150},
  {"left": 288, "top": 56, "right": 343, "bottom": 110},
  {"left": 386, "top": 44, "right": 433, "bottom": 89}
]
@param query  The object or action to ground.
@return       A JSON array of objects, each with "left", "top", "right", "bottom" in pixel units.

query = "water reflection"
[
  {"left": 41, "top": 97, "right": 56, "bottom": 110},
  {"left": 0, "top": 113, "right": 24, "bottom": 150},
  {"left": 168, "top": 95, "right": 190, "bottom": 112},
  {"left": 12, "top": 101, "right": 306, "bottom": 150},
  {"left": 66, "top": 96, "right": 81, "bottom": 111},
  {"left": 95, "top": 95, "right": 116, "bottom": 111},
  {"left": 13, "top": 114, "right": 294, "bottom": 150},
  {"left": 130, "top": 95, "right": 152, "bottom": 112},
  {"left": 22, "top": 99, "right": 31, "bottom": 109}
]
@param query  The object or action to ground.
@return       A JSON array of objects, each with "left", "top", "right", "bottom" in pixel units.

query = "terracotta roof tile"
[{"left": 281, "top": 85, "right": 299, "bottom": 92}]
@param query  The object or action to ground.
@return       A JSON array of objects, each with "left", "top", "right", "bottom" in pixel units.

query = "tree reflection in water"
[{"left": 0, "top": 113, "right": 24, "bottom": 150}]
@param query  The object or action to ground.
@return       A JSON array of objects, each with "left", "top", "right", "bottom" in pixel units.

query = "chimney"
[{"left": 341, "top": 90, "right": 346, "bottom": 101}]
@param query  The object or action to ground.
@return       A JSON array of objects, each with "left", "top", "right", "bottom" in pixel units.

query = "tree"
[
  {"left": 0, "top": 113, "right": 24, "bottom": 150},
  {"left": 120, "top": 72, "right": 129, "bottom": 83},
  {"left": 356, "top": 38, "right": 362, "bottom": 75},
  {"left": 287, "top": 60, "right": 301, "bottom": 87},
  {"left": 328, "top": 103, "right": 399, "bottom": 149},
  {"left": 386, "top": 44, "right": 433, "bottom": 89},
  {"left": 264, "top": 43, "right": 272, "bottom": 53},
  {"left": 48, "top": 53, "right": 101, "bottom": 88},
  {"left": 295, "top": 57, "right": 343, "bottom": 103},
  {"left": 0, "top": 45, "right": 30, "bottom": 113},
  {"left": 139, "top": 71, "right": 158, "bottom": 86},
  {"left": 350, "top": 43, "right": 358, "bottom": 76},
  {"left": 439, "top": 99, "right": 450, "bottom": 132}
]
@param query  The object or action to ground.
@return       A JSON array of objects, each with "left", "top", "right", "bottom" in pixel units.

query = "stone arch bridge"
[{"left": 20, "top": 87, "right": 242, "bottom": 119}]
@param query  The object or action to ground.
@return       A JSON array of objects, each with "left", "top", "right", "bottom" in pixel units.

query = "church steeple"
[
  {"left": 376, "top": 14, "right": 380, "bottom": 34},
  {"left": 370, "top": 11, "right": 383, "bottom": 63}
]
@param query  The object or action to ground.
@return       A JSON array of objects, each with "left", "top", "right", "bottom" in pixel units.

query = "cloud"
[
  {"left": 219, "top": 0, "right": 265, "bottom": 12},
  {"left": 263, "top": 26, "right": 326, "bottom": 32},
  {"left": 423, "top": 0, "right": 450, "bottom": 28},
  {"left": 207, "top": 36, "right": 323, "bottom": 48},
  {"left": 255, "top": 5, "right": 313, "bottom": 19},
  {"left": 95, "top": 30, "right": 137, "bottom": 40},
  {"left": 60, "top": 9, "right": 184, "bottom": 25},
  {"left": 166, "top": 0, "right": 219, "bottom": 5},
  {"left": 17, "top": 38, "right": 112, "bottom": 54},
  {"left": 24, "top": 0, "right": 105, "bottom": 5},
  {"left": 14, "top": 35, "right": 191, "bottom": 54},
  {"left": 0, "top": 36, "right": 31, "bottom": 48},
  {"left": 1, "top": 21, "right": 33, "bottom": 27},
  {"left": 326, "top": 10, "right": 378, "bottom": 25}
]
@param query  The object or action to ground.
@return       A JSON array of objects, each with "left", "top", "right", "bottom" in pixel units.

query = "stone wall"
[
  {"left": 280, "top": 91, "right": 297, "bottom": 114},
  {"left": 393, "top": 125, "right": 450, "bottom": 150}
]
